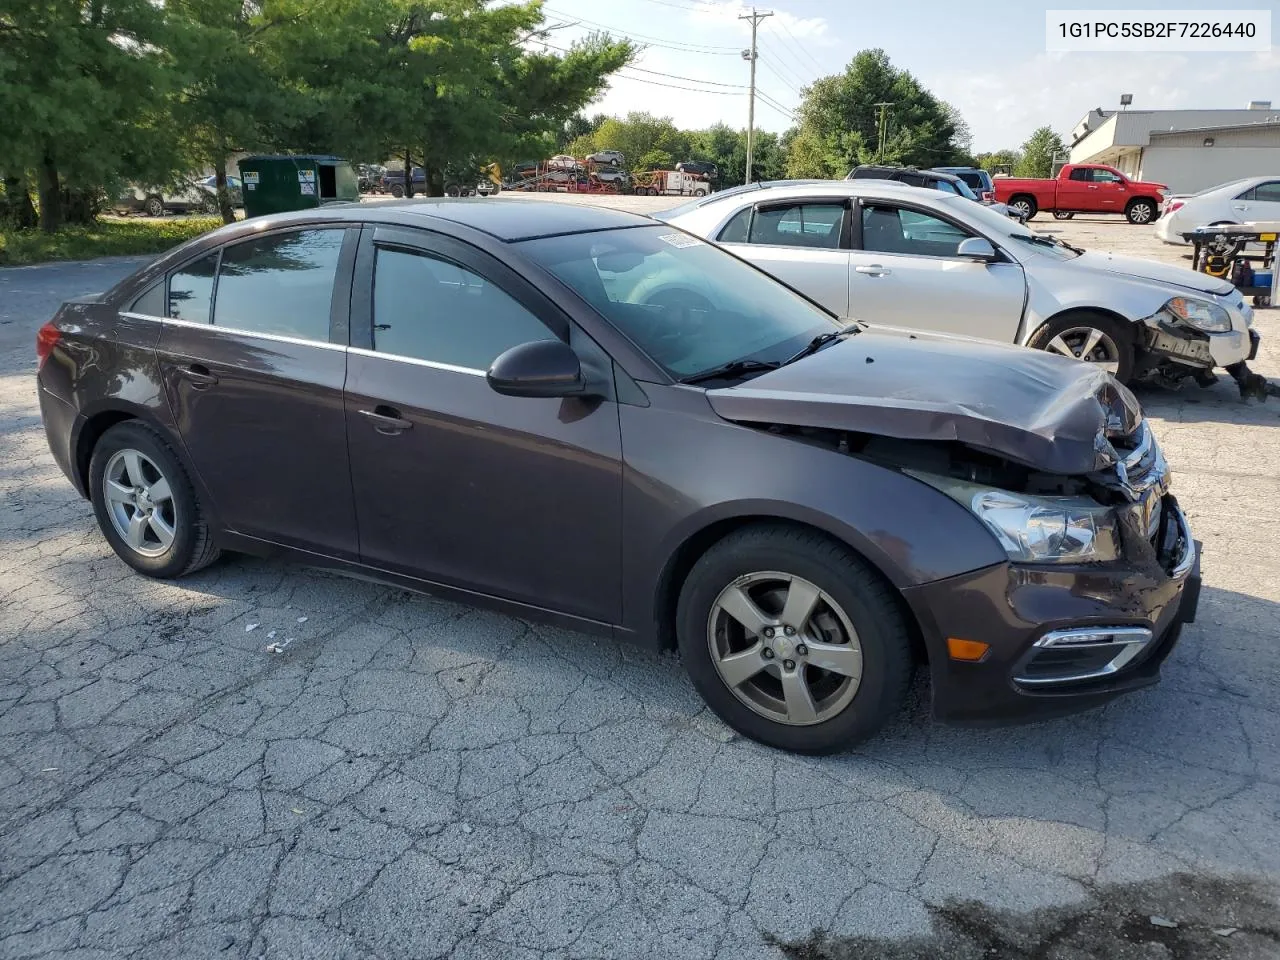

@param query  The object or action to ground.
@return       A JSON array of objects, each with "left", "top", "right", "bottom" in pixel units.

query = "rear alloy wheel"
[
  {"left": 89, "top": 421, "right": 220, "bottom": 578},
  {"left": 1053, "top": 211, "right": 1075, "bottom": 220},
  {"left": 1126, "top": 199, "right": 1157, "bottom": 224},
  {"left": 1029, "top": 313, "right": 1134, "bottom": 382},
  {"left": 1007, "top": 195, "right": 1037, "bottom": 220},
  {"left": 144, "top": 195, "right": 165, "bottom": 217},
  {"left": 677, "top": 525, "right": 912, "bottom": 753}
]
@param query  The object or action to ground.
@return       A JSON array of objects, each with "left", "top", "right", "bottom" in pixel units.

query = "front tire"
[
  {"left": 676, "top": 525, "right": 913, "bottom": 754},
  {"left": 144, "top": 195, "right": 165, "bottom": 217},
  {"left": 1053, "top": 211, "right": 1074, "bottom": 220},
  {"left": 89, "top": 421, "right": 220, "bottom": 578},
  {"left": 1028, "top": 312, "right": 1135, "bottom": 383},
  {"left": 1126, "top": 199, "right": 1157, "bottom": 224}
]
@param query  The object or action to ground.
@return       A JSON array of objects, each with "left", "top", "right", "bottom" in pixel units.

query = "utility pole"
[
  {"left": 873, "top": 102, "right": 894, "bottom": 161},
  {"left": 739, "top": 7, "right": 773, "bottom": 184}
]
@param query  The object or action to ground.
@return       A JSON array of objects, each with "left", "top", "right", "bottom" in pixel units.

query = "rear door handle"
[
  {"left": 855, "top": 264, "right": 890, "bottom": 276},
  {"left": 359, "top": 405, "right": 413, "bottom": 435},
  {"left": 179, "top": 363, "right": 218, "bottom": 389}
]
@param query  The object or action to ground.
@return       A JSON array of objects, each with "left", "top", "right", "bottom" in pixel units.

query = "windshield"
[
  {"left": 519, "top": 225, "right": 840, "bottom": 379},
  {"left": 951, "top": 179, "right": 979, "bottom": 201},
  {"left": 932, "top": 196, "right": 1084, "bottom": 260}
]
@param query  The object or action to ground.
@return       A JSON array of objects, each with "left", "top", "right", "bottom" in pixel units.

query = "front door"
[
  {"left": 716, "top": 200, "right": 852, "bottom": 319},
  {"left": 343, "top": 227, "right": 624, "bottom": 624},
  {"left": 849, "top": 201, "right": 1025, "bottom": 342},
  {"left": 156, "top": 226, "right": 359, "bottom": 557},
  {"left": 1090, "top": 167, "right": 1127, "bottom": 212}
]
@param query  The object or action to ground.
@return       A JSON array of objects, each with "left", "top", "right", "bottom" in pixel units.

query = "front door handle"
[
  {"left": 855, "top": 264, "right": 890, "bottom": 276},
  {"left": 359, "top": 405, "right": 413, "bottom": 435},
  {"left": 179, "top": 363, "right": 218, "bottom": 389}
]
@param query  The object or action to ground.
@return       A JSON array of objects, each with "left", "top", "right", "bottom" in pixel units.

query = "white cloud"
[{"left": 686, "top": 0, "right": 833, "bottom": 45}]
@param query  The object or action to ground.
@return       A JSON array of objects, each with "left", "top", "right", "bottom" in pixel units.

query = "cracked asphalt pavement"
[{"left": 2, "top": 229, "right": 1279, "bottom": 959}]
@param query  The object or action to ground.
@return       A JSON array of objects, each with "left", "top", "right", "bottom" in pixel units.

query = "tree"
[
  {"left": 975, "top": 149, "right": 1021, "bottom": 174},
  {"left": 1015, "top": 126, "right": 1067, "bottom": 179},
  {"left": 784, "top": 49, "right": 969, "bottom": 179},
  {"left": 587, "top": 113, "right": 692, "bottom": 173},
  {"left": 0, "top": 0, "right": 178, "bottom": 230}
]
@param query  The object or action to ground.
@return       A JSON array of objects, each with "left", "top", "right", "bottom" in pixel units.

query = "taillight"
[
  {"left": 1169, "top": 201, "right": 1184, "bottom": 214},
  {"left": 982, "top": 191, "right": 995, "bottom": 202},
  {"left": 36, "top": 321, "right": 61, "bottom": 370}
]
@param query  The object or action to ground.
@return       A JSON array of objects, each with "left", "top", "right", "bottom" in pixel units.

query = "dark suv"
[
  {"left": 932, "top": 166, "right": 997, "bottom": 202},
  {"left": 676, "top": 160, "right": 719, "bottom": 181},
  {"left": 847, "top": 165, "right": 980, "bottom": 200}
]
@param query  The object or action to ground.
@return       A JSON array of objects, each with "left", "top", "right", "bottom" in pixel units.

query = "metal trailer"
[
  {"left": 1183, "top": 221, "right": 1278, "bottom": 308},
  {"left": 632, "top": 169, "right": 711, "bottom": 198}
]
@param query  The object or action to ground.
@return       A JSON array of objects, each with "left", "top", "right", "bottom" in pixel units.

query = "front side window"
[
  {"left": 372, "top": 248, "right": 551, "bottom": 369},
  {"left": 520, "top": 226, "right": 839, "bottom": 379},
  {"left": 860, "top": 205, "right": 971, "bottom": 257},
  {"left": 168, "top": 252, "right": 218, "bottom": 324},
  {"left": 212, "top": 229, "right": 344, "bottom": 341},
  {"left": 1092, "top": 169, "right": 1123, "bottom": 183},
  {"left": 748, "top": 203, "right": 845, "bottom": 249}
]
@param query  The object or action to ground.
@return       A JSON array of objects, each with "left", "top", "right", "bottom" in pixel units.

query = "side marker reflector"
[{"left": 947, "top": 638, "right": 990, "bottom": 662}]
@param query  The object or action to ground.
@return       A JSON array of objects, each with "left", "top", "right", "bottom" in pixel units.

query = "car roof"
[
  {"left": 671, "top": 178, "right": 959, "bottom": 210},
  {"left": 235, "top": 197, "right": 657, "bottom": 242}
]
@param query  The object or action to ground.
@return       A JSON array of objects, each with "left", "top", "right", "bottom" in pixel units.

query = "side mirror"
[
  {"left": 957, "top": 237, "right": 998, "bottom": 262},
  {"left": 487, "top": 339, "right": 586, "bottom": 398}
]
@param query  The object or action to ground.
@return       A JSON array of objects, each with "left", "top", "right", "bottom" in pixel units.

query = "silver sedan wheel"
[
  {"left": 1043, "top": 326, "right": 1121, "bottom": 374},
  {"left": 102, "top": 448, "right": 177, "bottom": 557},
  {"left": 707, "top": 571, "right": 863, "bottom": 726}
]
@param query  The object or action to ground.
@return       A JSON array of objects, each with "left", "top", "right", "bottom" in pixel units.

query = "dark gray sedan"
[{"left": 36, "top": 199, "right": 1200, "bottom": 752}]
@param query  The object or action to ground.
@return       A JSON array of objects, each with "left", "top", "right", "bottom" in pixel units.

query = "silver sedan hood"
[
  {"left": 706, "top": 330, "right": 1143, "bottom": 475},
  {"left": 1071, "top": 250, "right": 1233, "bottom": 297}
]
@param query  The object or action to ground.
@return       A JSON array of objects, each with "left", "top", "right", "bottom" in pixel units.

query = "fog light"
[{"left": 947, "top": 638, "right": 990, "bottom": 662}]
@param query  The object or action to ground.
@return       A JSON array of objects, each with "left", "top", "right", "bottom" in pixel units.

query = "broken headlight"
[
  {"left": 913, "top": 474, "right": 1120, "bottom": 564},
  {"left": 1161, "top": 296, "right": 1232, "bottom": 333}
]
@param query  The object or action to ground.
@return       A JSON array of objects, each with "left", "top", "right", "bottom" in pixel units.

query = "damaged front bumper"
[
  {"left": 902, "top": 495, "right": 1200, "bottom": 724},
  {"left": 1136, "top": 299, "right": 1275, "bottom": 397}
]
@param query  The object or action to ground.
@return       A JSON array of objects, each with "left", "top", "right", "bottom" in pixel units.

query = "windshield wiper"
[
  {"left": 783, "top": 327, "right": 858, "bottom": 365},
  {"left": 681, "top": 358, "right": 781, "bottom": 385}
]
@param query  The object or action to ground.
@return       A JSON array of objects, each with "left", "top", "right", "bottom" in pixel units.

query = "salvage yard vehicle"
[
  {"left": 661, "top": 180, "right": 1263, "bottom": 394},
  {"left": 37, "top": 201, "right": 1199, "bottom": 753},
  {"left": 1155, "top": 176, "right": 1280, "bottom": 245},
  {"left": 994, "top": 163, "right": 1166, "bottom": 224}
]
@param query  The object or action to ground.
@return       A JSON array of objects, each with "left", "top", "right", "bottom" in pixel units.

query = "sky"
[{"left": 535, "top": 0, "right": 1279, "bottom": 151}]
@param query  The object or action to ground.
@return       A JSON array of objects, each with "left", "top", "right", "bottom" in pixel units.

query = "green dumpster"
[{"left": 237, "top": 155, "right": 360, "bottom": 218}]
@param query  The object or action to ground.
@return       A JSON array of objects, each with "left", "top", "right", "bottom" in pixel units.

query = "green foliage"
[
  {"left": 975, "top": 149, "right": 1022, "bottom": 173},
  {"left": 0, "top": 217, "right": 220, "bottom": 266},
  {"left": 785, "top": 48, "right": 970, "bottom": 178},
  {"left": 1015, "top": 127, "right": 1067, "bottom": 179}
]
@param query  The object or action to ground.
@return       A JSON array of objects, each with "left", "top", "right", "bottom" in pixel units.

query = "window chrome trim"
[
  {"left": 347, "top": 346, "right": 486, "bottom": 377},
  {"left": 118, "top": 312, "right": 347, "bottom": 351}
]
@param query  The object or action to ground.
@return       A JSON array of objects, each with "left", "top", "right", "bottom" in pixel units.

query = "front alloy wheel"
[
  {"left": 708, "top": 572, "right": 863, "bottom": 725},
  {"left": 1042, "top": 325, "right": 1122, "bottom": 374}
]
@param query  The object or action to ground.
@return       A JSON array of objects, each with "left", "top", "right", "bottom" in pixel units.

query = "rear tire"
[
  {"left": 676, "top": 524, "right": 913, "bottom": 754},
  {"left": 1052, "top": 211, "right": 1074, "bottom": 220},
  {"left": 1008, "top": 195, "right": 1037, "bottom": 220},
  {"left": 390, "top": 184, "right": 405, "bottom": 198},
  {"left": 1126, "top": 199, "right": 1157, "bottom": 224},
  {"left": 144, "top": 195, "right": 165, "bottom": 217},
  {"left": 1028, "top": 312, "right": 1135, "bottom": 383},
  {"left": 89, "top": 421, "right": 220, "bottom": 579}
]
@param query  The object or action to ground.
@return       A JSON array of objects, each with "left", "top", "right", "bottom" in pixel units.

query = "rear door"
[
  {"left": 342, "top": 226, "right": 624, "bottom": 623},
  {"left": 1059, "top": 167, "right": 1093, "bottom": 210},
  {"left": 1232, "top": 180, "right": 1280, "bottom": 222},
  {"left": 848, "top": 199, "right": 1025, "bottom": 341},
  {"left": 715, "top": 199, "right": 852, "bottom": 318},
  {"left": 156, "top": 226, "right": 360, "bottom": 557}
]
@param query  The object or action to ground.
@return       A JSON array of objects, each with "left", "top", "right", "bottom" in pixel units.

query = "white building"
[{"left": 1069, "top": 101, "right": 1280, "bottom": 193}]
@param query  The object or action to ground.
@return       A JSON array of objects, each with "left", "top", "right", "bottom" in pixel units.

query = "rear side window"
[
  {"left": 168, "top": 252, "right": 218, "bottom": 324},
  {"left": 748, "top": 203, "right": 845, "bottom": 249},
  {"left": 212, "top": 229, "right": 344, "bottom": 341},
  {"left": 130, "top": 282, "right": 165, "bottom": 317},
  {"left": 1069, "top": 168, "right": 1091, "bottom": 182},
  {"left": 718, "top": 207, "right": 752, "bottom": 243},
  {"left": 372, "top": 247, "right": 551, "bottom": 369},
  {"left": 1250, "top": 181, "right": 1280, "bottom": 202}
]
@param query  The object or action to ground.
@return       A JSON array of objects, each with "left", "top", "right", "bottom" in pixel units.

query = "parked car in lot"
[
  {"left": 587, "top": 150, "right": 626, "bottom": 167},
  {"left": 848, "top": 165, "right": 1022, "bottom": 220},
  {"left": 994, "top": 163, "right": 1167, "bottom": 224},
  {"left": 116, "top": 177, "right": 240, "bottom": 217},
  {"left": 1155, "top": 176, "right": 1280, "bottom": 244},
  {"left": 932, "top": 165, "right": 996, "bottom": 201},
  {"left": 661, "top": 180, "right": 1260, "bottom": 389},
  {"left": 37, "top": 200, "right": 1199, "bottom": 752},
  {"left": 676, "top": 160, "right": 719, "bottom": 181}
]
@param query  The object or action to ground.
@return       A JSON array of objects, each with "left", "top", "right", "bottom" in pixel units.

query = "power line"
[
  {"left": 614, "top": 72, "right": 747, "bottom": 96},
  {"left": 775, "top": 16, "right": 826, "bottom": 74},
  {"left": 757, "top": 55, "right": 804, "bottom": 96},
  {"left": 542, "top": 6, "right": 741, "bottom": 54},
  {"left": 756, "top": 88, "right": 796, "bottom": 120},
  {"left": 536, "top": 39, "right": 751, "bottom": 92}
]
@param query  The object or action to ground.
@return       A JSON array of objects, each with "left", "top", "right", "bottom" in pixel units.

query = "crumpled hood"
[
  {"left": 706, "top": 329, "right": 1142, "bottom": 475},
  {"left": 1073, "top": 250, "right": 1234, "bottom": 296}
]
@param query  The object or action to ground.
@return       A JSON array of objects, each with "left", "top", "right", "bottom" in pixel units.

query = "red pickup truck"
[{"left": 993, "top": 164, "right": 1167, "bottom": 224}]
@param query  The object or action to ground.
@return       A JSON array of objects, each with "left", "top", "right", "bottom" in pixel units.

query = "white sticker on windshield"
[{"left": 657, "top": 233, "right": 703, "bottom": 249}]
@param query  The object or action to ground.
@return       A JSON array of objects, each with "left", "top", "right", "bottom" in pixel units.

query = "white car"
[
  {"left": 660, "top": 180, "right": 1260, "bottom": 389},
  {"left": 1156, "top": 176, "right": 1280, "bottom": 244}
]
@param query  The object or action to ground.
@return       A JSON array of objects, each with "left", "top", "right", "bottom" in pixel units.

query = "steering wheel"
[{"left": 640, "top": 288, "right": 714, "bottom": 365}]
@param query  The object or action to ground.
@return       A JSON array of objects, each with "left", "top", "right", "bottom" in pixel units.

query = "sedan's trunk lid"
[{"left": 706, "top": 329, "right": 1142, "bottom": 475}]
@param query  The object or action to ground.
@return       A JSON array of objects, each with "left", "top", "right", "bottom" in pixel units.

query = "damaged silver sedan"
[{"left": 662, "top": 180, "right": 1267, "bottom": 398}]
